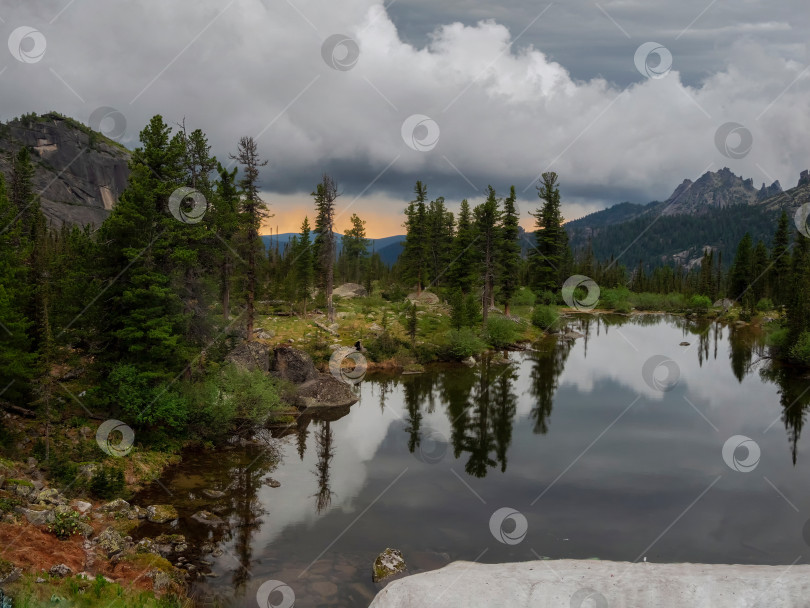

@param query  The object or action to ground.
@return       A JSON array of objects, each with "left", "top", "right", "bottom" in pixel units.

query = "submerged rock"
[
  {"left": 373, "top": 548, "right": 406, "bottom": 583},
  {"left": 202, "top": 489, "right": 226, "bottom": 500},
  {"left": 191, "top": 510, "right": 225, "bottom": 526},
  {"left": 146, "top": 504, "right": 178, "bottom": 524}
]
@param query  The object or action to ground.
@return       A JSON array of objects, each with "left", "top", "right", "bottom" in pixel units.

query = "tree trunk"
[{"left": 222, "top": 258, "right": 230, "bottom": 320}]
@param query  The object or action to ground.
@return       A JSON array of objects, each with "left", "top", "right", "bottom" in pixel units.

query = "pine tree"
[
  {"left": 530, "top": 172, "right": 567, "bottom": 293},
  {"left": 231, "top": 136, "right": 270, "bottom": 340},
  {"left": 729, "top": 232, "right": 753, "bottom": 303},
  {"left": 312, "top": 175, "right": 338, "bottom": 322},
  {"left": 401, "top": 181, "right": 429, "bottom": 294},
  {"left": 498, "top": 186, "right": 520, "bottom": 315},
  {"left": 474, "top": 186, "right": 502, "bottom": 324},
  {"left": 342, "top": 213, "right": 370, "bottom": 284},
  {"left": 770, "top": 210, "right": 791, "bottom": 306},
  {"left": 448, "top": 199, "right": 478, "bottom": 294},
  {"left": 295, "top": 217, "right": 314, "bottom": 314},
  {"left": 751, "top": 240, "right": 769, "bottom": 304},
  {"left": 211, "top": 163, "right": 240, "bottom": 320}
]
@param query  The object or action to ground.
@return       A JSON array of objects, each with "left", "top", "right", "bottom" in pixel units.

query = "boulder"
[
  {"left": 71, "top": 499, "right": 92, "bottom": 514},
  {"left": 253, "top": 328, "right": 275, "bottom": 340},
  {"left": 369, "top": 323, "right": 384, "bottom": 334},
  {"left": 369, "top": 559, "right": 810, "bottom": 608},
  {"left": 406, "top": 291, "right": 439, "bottom": 305},
  {"left": 0, "top": 562, "right": 21, "bottom": 585},
  {"left": 291, "top": 374, "right": 359, "bottom": 409},
  {"left": 100, "top": 498, "right": 131, "bottom": 513},
  {"left": 333, "top": 283, "right": 368, "bottom": 298},
  {"left": 461, "top": 357, "right": 476, "bottom": 367},
  {"left": 145, "top": 504, "right": 178, "bottom": 524},
  {"left": 16, "top": 504, "right": 55, "bottom": 525},
  {"left": 714, "top": 298, "right": 734, "bottom": 309},
  {"left": 49, "top": 564, "right": 72, "bottom": 578},
  {"left": 202, "top": 489, "right": 226, "bottom": 500},
  {"left": 226, "top": 341, "right": 271, "bottom": 372},
  {"left": 271, "top": 346, "right": 318, "bottom": 384},
  {"left": 96, "top": 527, "right": 127, "bottom": 557},
  {"left": 373, "top": 548, "right": 406, "bottom": 583},
  {"left": 36, "top": 488, "right": 66, "bottom": 505}
]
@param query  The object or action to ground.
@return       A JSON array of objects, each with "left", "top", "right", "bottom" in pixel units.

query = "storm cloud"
[{"left": 1, "top": 0, "right": 808, "bottom": 234}]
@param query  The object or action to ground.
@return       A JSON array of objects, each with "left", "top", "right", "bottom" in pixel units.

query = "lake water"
[{"left": 134, "top": 314, "right": 810, "bottom": 607}]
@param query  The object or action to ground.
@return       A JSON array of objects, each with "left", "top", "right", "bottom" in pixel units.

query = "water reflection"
[{"left": 132, "top": 314, "right": 810, "bottom": 608}]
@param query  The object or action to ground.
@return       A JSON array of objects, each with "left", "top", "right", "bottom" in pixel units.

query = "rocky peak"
[
  {"left": 757, "top": 180, "right": 783, "bottom": 201},
  {"left": 799, "top": 170, "right": 810, "bottom": 188},
  {"left": 660, "top": 167, "right": 760, "bottom": 216},
  {"left": 0, "top": 111, "right": 131, "bottom": 227}
]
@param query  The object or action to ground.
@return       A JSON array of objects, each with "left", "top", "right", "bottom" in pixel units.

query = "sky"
[{"left": 1, "top": 0, "right": 809, "bottom": 236}]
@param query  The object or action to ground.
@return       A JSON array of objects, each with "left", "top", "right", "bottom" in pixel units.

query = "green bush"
[
  {"left": 381, "top": 283, "right": 406, "bottom": 302},
  {"left": 689, "top": 295, "right": 712, "bottom": 312},
  {"left": 186, "top": 365, "right": 282, "bottom": 435},
  {"left": 629, "top": 292, "right": 686, "bottom": 312},
  {"left": 766, "top": 326, "right": 790, "bottom": 349},
  {"left": 511, "top": 287, "right": 536, "bottom": 306},
  {"left": 449, "top": 290, "right": 481, "bottom": 329},
  {"left": 789, "top": 332, "right": 810, "bottom": 365},
  {"left": 48, "top": 509, "right": 86, "bottom": 540},
  {"left": 107, "top": 364, "right": 188, "bottom": 431},
  {"left": 599, "top": 287, "right": 631, "bottom": 312},
  {"left": 756, "top": 297, "right": 775, "bottom": 312},
  {"left": 445, "top": 328, "right": 486, "bottom": 360},
  {"left": 485, "top": 317, "right": 519, "bottom": 348},
  {"left": 531, "top": 305, "right": 560, "bottom": 331},
  {"left": 365, "top": 330, "right": 406, "bottom": 361},
  {"left": 536, "top": 290, "right": 557, "bottom": 306}
]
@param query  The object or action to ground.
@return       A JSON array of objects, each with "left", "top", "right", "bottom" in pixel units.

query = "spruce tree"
[
  {"left": 448, "top": 199, "right": 478, "bottom": 294},
  {"left": 401, "top": 181, "right": 429, "bottom": 294},
  {"left": 498, "top": 186, "right": 520, "bottom": 315},
  {"left": 342, "top": 213, "right": 370, "bottom": 284},
  {"left": 474, "top": 186, "right": 502, "bottom": 324},
  {"left": 312, "top": 175, "right": 338, "bottom": 322},
  {"left": 729, "top": 232, "right": 753, "bottom": 302},
  {"left": 296, "top": 217, "right": 314, "bottom": 314},
  {"left": 530, "top": 172, "right": 566, "bottom": 293},
  {"left": 770, "top": 210, "right": 791, "bottom": 306},
  {"left": 231, "top": 136, "right": 270, "bottom": 340}
]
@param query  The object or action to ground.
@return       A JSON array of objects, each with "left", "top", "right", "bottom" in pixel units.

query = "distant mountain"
[
  {"left": 567, "top": 168, "right": 809, "bottom": 270},
  {"left": 0, "top": 112, "right": 131, "bottom": 227},
  {"left": 262, "top": 233, "right": 406, "bottom": 266}
]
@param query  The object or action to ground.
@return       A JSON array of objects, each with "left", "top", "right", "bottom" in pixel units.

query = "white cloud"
[{"left": 1, "top": 0, "right": 808, "bottom": 232}]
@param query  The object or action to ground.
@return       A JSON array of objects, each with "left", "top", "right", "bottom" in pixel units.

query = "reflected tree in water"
[
  {"left": 313, "top": 420, "right": 335, "bottom": 513},
  {"left": 443, "top": 359, "right": 518, "bottom": 477},
  {"left": 528, "top": 338, "right": 572, "bottom": 434},
  {"left": 402, "top": 374, "right": 435, "bottom": 453},
  {"left": 761, "top": 363, "right": 810, "bottom": 465}
]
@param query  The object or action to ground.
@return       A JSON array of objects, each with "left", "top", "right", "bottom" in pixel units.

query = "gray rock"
[
  {"left": 461, "top": 356, "right": 476, "bottom": 367},
  {"left": 100, "top": 498, "right": 131, "bottom": 513},
  {"left": 71, "top": 499, "right": 92, "bottom": 514},
  {"left": 333, "top": 283, "right": 368, "bottom": 298},
  {"left": 0, "top": 563, "right": 22, "bottom": 584},
  {"left": 264, "top": 477, "right": 281, "bottom": 488},
  {"left": 202, "top": 489, "right": 226, "bottom": 499},
  {"left": 368, "top": 559, "right": 810, "bottom": 608},
  {"left": 49, "top": 564, "right": 72, "bottom": 578},
  {"left": 406, "top": 291, "right": 439, "bottom": 305},
  {"left": 146, "top": 504, "right": 178, "bottom": 524},
  {"left": 373, "top": 548, "right": 406, "bottom": 583},
  {"left": 369, "top": 323, "right": 384, "bottom": 334},
  {"left": 226, "top": 341, "right": 271, "bottom": 372},
  {"left": 292, "top": 374, "right": 359, "bottom": 409},
  {"left": 254, "top": 328, "right": 275, "bottom": 340},
  {"left": 0, "top": 113, "right": 131, "bottom": 228},
  {"left": 150, "top": 569, "right": 173, "bottom": 592},
  {"left": 96, "top": 527, "right": 127, "bottom": 557},
  {"left": 271, "top": 346, "right": 319, "bottom": 384},
  {"left": 17, "top": 505, "right": 55, "bottom": 525}
]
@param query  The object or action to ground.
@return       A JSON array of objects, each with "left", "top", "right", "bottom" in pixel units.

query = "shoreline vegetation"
[{"left": 2, "top": 112, "right": 808, "bottom": 606}]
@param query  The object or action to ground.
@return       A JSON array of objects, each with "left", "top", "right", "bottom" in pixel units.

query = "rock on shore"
[{"left": 369, "top": 559, "right": 810, "bottom": 608}]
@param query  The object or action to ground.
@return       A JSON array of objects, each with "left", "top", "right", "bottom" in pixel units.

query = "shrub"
[
  {"left": 531, "top": 305, "right": 560, "bottom": 331},
  {"left": 629, "top": 292, "right": 686, "bottom": 312},
  {"left": 766, "top": 326, "right": 790, "bottom": 349},
  {"left": 599, "top": 287, "right": 631, "bottom": 312},
  {"left": 485, "top": 317, "right": 519, "bottom": 348},
  {"left": 756, "top": 297, "right": 775, "bottom": 312},
  {"left": 107, "top": 364, "right": 188, "bottom": 431},
  {"left": 511, "top": 287, "right": 536, "bottom": 307},
  {"left": 446, "top": 328, "right": 486, "bottom": 360},
  {"left": 48, "top": 509, "right": 86, "bottom": 540},
  {"left": 365, "top": 330, "right": 406, "bottom": 361},
  {"left": 689, "top": 295, "right": 712, "bottom": 312},
  {"left": 536, "top": 290, "right": 557, "bottom": 306},
  {"left": 381, "top": 283, "right": 406, "bottom": 302},
  {"left": 789, "top": 332, "right": 810, "bottom": 366}
]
